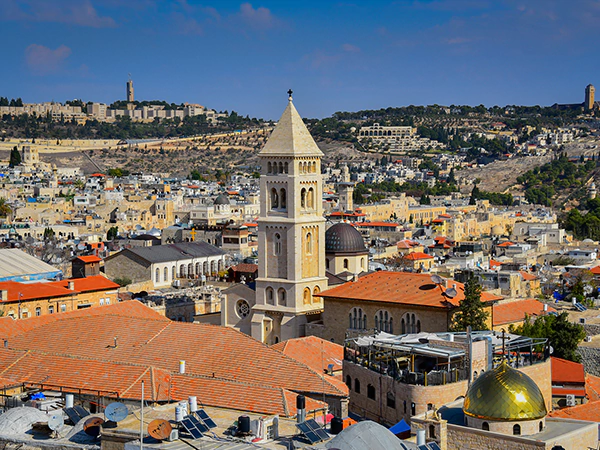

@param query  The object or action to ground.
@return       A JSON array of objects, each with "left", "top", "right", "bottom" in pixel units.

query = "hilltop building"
[{"left": 585, "top": 84, "right": 595, "bottom": 111}]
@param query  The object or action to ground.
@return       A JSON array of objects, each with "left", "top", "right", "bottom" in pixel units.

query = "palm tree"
[{"left": 0, "top": 198, "right": 12, "bottom": 218}]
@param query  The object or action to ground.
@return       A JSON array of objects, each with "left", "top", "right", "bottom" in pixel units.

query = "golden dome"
[{"left": 464, "top": 361, "right": 547, "bottom": 421}]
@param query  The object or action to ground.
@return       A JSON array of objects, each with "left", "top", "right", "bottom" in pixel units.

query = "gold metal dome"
[{"left": 464, "top": 361, "right": 547, "bottom": 421}]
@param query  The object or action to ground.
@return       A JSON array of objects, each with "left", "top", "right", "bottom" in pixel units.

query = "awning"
[{"left": 389, "top": 418, "right": 410, "bottom": 435}]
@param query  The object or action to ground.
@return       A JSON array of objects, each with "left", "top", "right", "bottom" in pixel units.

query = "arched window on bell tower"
[{"left": 270, "top": 188, "right": 279, "bottom": 209}]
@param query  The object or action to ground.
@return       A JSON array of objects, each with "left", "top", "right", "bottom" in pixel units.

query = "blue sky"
[{"left": 1, "top": 0, "right": 599, "bottom": 119}]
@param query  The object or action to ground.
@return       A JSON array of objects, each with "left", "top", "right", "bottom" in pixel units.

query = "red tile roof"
[
  {"left": 493, "top": 299, "right": 556, "bottom": 326},
  {"left": 229, "top": 264, "right": 258, "bottom": 273},
  {"left": 497, "top": 241, "right": 516, "bottom": 247},
  {"left": 50, "top": 275, "right": 120, "bottom": 293},
  {"left": 552, "top": 357, "right": 585, "bottom": 385},
  {"left": 548, "top": 400, "right": 600, "bottom": 421},
  {"left": 354, "top": 222, "right": 397, "bottom": 228},
  {"left": 404, "top": 252, "right": 434, "bottom": 261},
  {"left": 0, "top": 281, "right": 75, "bottom": 302},
  {"left": 272, "top": 336, "right": 344, "bottom": 373},
  {"left": 75, "top": 255, "right": 102, "bottom": 263},
  {"left": 317, "top": 271, "right": 502, "bottom": 308},
  {"left": 586, "top": 374, "right": 600, "bottom": 402},
  {"left": 590, "top": 266, "right": 600, "bottom": 275},
  {"left": 0, "top": 301, "right": 347, "bottom": 416},
  {"left": 489, "top": 260, "right": 502, "bottom": 269},
  {"left": 519, "top": 271, "right": 538, "bottom": 281}
]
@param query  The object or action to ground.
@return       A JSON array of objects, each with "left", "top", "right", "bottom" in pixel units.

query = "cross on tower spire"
[{"left": 287, "top": 89, "right": 293, "bottom": 101}]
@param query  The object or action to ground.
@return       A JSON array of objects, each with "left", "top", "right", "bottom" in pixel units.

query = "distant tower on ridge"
[
  {"left": 127, "top": 75, "right": 134, "bottom": 103},
  {"left": 585, "top": 84, "right": 595, "bottom": 111}
]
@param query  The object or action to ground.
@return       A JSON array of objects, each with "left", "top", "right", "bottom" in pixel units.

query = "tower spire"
[{"left": 287, "top": 89, "right": 293, "bottom": 102}]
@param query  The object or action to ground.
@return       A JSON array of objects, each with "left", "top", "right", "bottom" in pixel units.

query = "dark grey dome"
[
  {"left": 214, "top": 194, "right": 230, "bottom": 205},
  {"left": 326, "top": 223, "right": 366, "bottom": 253}
]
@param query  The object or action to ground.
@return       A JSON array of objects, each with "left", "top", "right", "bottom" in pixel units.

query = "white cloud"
[{"left": 25, "top": 44, "right": 72, "bottom": 75}]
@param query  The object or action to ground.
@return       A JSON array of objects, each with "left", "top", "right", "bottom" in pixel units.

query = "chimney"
[
  {"left": 0, "top": 290, "right": 7, "bottom": 301},
  {"left": 68, "top": 281, "right": 75, "bottom": 290},
  {"left": 296, "top": 395, "right": 306, "bottom": 423}
]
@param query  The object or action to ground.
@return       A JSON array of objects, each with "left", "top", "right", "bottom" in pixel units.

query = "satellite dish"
[
  {"left": 430, "top": 274, "right": 444, "bottom": 285},
  {"left": 47, "top": 413, "right": 64, "bottom": 432},
  {"left": 445, "top": 288, "right": 458, "bottom": 298},
  {"left": 148, "top": 419, "right": 173, "bottom": 441},
  {"left": 105, "top": 402, "right": 128, "bottom": 423},
  {"left": 83, "top": 417, "right": 104, "bottom": 438}
]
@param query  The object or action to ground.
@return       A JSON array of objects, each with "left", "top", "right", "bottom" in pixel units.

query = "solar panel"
[
  {"left": 196, "top": 409, "right": 217, "bottom": 429},
  {"left": 180, "top": 417, "right": 204, "bottom": 439},
  {"left": 64, "top": 406, "right": 90, "bottom": 424},
  {"left": 419, "top": 445, "right": 429, "bottom": 450},
  {"left": 428, "top": 443, "right": 442, "bottom": 450},
  {"left": 575, "top": 302, "right": 588, "bottom": 312},
  {"left": 296, "top": 419, "right": 329, "bottom": 444},
  {"left": 188, "top": 414, "right": 210, "bottom": 433}
]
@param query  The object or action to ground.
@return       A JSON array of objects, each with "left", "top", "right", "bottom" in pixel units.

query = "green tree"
[
  {"left": 419, "top": 193, "right": 431, "bottom": 205},
  {"left": 107, "top": 226, "right": 119, "bottom": 241},
  {"left": 512, "top": 312, "right": 586, "bottom": 362},
  {"left": 9, "top": 146, "right": 21, "bottom": 167},
  {"left": 113, "top": 277, "right": 132, "bottom": 287},
  {"left": 43, "top": 227, "right": 55, "bottom": 240},
  {"left": 450, "top": 277, "right": 489, "bottom": 331},
  {"left": 0, "top": 198, "right": 12, "bottom": 218}
]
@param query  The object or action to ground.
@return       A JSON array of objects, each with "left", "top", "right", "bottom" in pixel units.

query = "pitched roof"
[
  {"left": 75, "top": 255, "right": 102, "bottom": 263},
  {"left": 0, "top": 249, "right": 61, "bottom": 280},
  {"left": 317, "top": 271, "right": 501, "bottom": 308},
  {"left": 586, "top": 374, "right": 600, "bottom": 402},
  {"left": 107, "top": 242, "right": 225, "bottom": 264},
  {"left": 229, "top": 264, "right": 258, "bottom": 273},
  {"left": 497, "top": 241, "right": 516, "bottom": 247},
  {"left": 404, "top": 252, "right": 434, "bottom": 260},
  {"left": 0, "top": 301, "right": 347, "bottom": 416},
  {"left": 272, "top": 336, "right": 344, "bottom": 373},
  {"left": 50, "top": 275, "right": 120, "bottom": 293},
  {"left": 519, "top": 271, "right": 538, "bottom": 281},
  {"left": 0, "top": 280, "right": 75, "bottom": 302},
  {"left": 552, "top": 357, "right": 585, "bottom": 385},
  {"left": 259, "top": 99, "right": 323, "bottom": 157},
  {"left": 493, "top": 299, "right": 556, "bottom": 326},
  {"left": 548, "top": 399, "right": 600, "bottom": 421}
]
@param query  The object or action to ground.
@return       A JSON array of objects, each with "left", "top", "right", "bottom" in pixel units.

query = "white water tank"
[
  {"left": 175, "top": 406, "right": 185, "bottom": 422},
  {"left": 188, "top": 396, "right": 198, "bottom": 413},
  {"left": 416, "top": 428, "right": 426, "bottom": 446},
  {"left": 179, "top": 360, "right": 186, "bottom": 374},
  {"left": 65, "top": 394, "right": 74, "bottom": 409}
]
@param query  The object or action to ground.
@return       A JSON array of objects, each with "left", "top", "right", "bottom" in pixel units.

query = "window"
[
  {"left": 429, "top": 425, "right": 436, "bottom": 439},
  {"left": 270, "top": 188, "right": 279, "bottom": 209},
  {"left": 100, "top": 298, "right": 105, "bottom": 306},
  {"left": 354, "top": 378, "right": 360, "bottom": 393},
  {"left": 35, "top": 307, "right": 41, "bottom": 317},
  {"left": 350, "top": 307, "right": 366, "bottom": 330},
  {"left": 482, "top": 422, "right": 489, "bottom": 431},
  {"left": 236, "top": 300, "right": 250, "bottom": 318},
  {"left": 172, "top": 266, "right": 176, "bottom": 280},
  {"left": 155, "top": 268, "right": 160, "bottom": 283},
  {"left": 308, "top": 187, "right": 314, "bottom": 209},
  {"left": 387, "top": 392, "right": 396, "bottom": 409},
  {"left": 49, "top": 305, "right": 54, "bottom": 314},
  {"left": 411, "top": 402, "right": 416, "bottom": 416},
  {"left": 367, "top": 384, "right": 375, "bottom": 400},
  {"left": 343, "top": 258, "right": 349, "bottom": 269},
  {"left": 280, "top": 188, "right": 286, "bottom": 209},
  {"left": 266, "top": 287, "right": 274, "bottom": 305},
  {"left": 306, "top": 232, "right": 312, "bottom": 255},
  {"left": 361, "top": 257, "right": 365, "bottom": 270},
  {"left": 403, "top": 400, "right": 407, "bottom": 414},
  {"left": 60, "top": 304, "right": 66, "bottom": 313},
  {"left": 539, "top": 421, "right": 543, "bottom": 432},
  {"left": 375, "top": 310, "right": 393, "bottom": 333},
  {"left": 303, "top": 288, "right": 311, "bottom": 305},
  {"left": 106, "top": 298, "right": 110, "bottom": 305},
  {"left": 164, "top": 267, "right": 168, "bottom": 281},
  {"left": 513, "top": 424, "right": 521, "bottom": 436},
  {"left": 267, "top": 162, "right": 272, "bottom": 173},
  {"left": 346, "top": 375, "right": 351, "bottom": 389},
  {"left": 301, "top": 188, "right": 307, "bottom": 208},
  {"left": 274, "top": 233, "right": 282, "bottom": 255},
  {"left": 278, "top": 288, "right": 286, "bottom": 306}
]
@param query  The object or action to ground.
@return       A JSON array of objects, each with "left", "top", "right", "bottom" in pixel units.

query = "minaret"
[{"left": 251, "top": 90, "right": 328, "bottom": 344}]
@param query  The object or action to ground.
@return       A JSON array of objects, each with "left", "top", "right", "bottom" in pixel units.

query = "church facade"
[{"left": 222, "top": 94, "right": 328, "bottom": 344}]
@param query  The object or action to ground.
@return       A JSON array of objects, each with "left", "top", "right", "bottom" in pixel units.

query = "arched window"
[
  {"left": 473, "top": 371, "right": 478, "bottom": 379},
  {"left": 179, "top": 264, "right": 186, "bottom": 278},
  {"left": 271, "top": 188, "right": 279, "bottom": 209},
  {"left": 417, "top": 320, "right": 421, "bottom": 333},
  {"left": 346, "top": 375, "right": 352, "bottom": 388},
  {"left": 278, "top": 162, "right": 283, "bottom": 174},
  {"left": 188, "top": 263, "right": 193, "bottom": 278},
  {"left": 361, "top": 257, "right": 365, "bottom": 270},
  {"left": 267, "top": 162, "right": 272, "bottom": 173},
  {"left": 367, "top": 384, "right": 375, "bottom": 400},
  {"left": 308, "top": 187, "right": 314, "bottom": 209},
  {"left": 195, "top": 262, "right": 200, "bottom": 275},
  {"left": 401, "top": 318, "right": 406, "bottom": 334},
  {"left": 429, "top": 425, "right": 436, "bottom": 438},
  {"left": 539, "top": 421, "right": 543, "bottom": 432},
  {"left": 306, "top": 232, "right": 312, "bottom": 254},
  {"left": 284, "top": 162, "right": 289, "bottom": 173},
  {"left": 303, "top": 288, "right": 311, "bottom": 305},
  {"left": 274, "top": 233, "right": 282, "bottom": 255},
  {"left": 482, "top": 422, "right": 489, "bottom": 431},
  {"left": 301, "top": 188, "right": 307, "bottom": 208},
  {"left": 350, "top": 307, "right": 366, "bottom": 330},
  {"left": 312, "top": 161, "right": 317, "bottom": 173},
  {"left": 280, "top": 188, "right": 286, "bottom": 209},
  {"left": 210, "top": 260, "right": 216, "bottom": 274},
  {"left": 266, "top": 287, "right": 274, "bottom": 305},
  {"left": 172, "top": 266, "right": 176, "bottom": 280},
  {"left": 313, "top": 286, "right": 320, "bottom": 303},
  {"left": 35, "top": 307, "right": 41, "bottom": 316},
  {"left": 354, "top": 378, "right": 360, "bottom": 393},
  {"left": 513, "top": 424, "right": 521, "bottom": 435},
  {"left": 155, "top": 268, "right": 160, "bottom": 283},
  {"left": 343, "top": 258, "right": 349, "bottom": 269},
  {"left": 164, "top": 267, "right": 168, "bottom": 281},
  {"left": 278, "top": 288, "right": 286, "bottom": 306}
]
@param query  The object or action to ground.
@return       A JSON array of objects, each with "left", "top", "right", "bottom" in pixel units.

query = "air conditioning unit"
[
  {"left": 167, "top": 429, "right": 179, "bottom": 441},
  {"left": 566, "top": 394, "right": 576, "bottom": 407}
]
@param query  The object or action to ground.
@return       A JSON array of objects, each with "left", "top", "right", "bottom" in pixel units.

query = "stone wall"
[
  {"left": 577, "top": 346, "right": 600, "bottom": 377},
  {"left": 583, "top": 323, "right": 600, "bottom": 337},
  {"left": 446, "top": 424, "right": 545, "bottom": 450}
]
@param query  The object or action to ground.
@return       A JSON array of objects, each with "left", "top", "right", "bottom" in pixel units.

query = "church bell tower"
[{"left": 251, "top": 91, "right": 328, "bottom": 344}]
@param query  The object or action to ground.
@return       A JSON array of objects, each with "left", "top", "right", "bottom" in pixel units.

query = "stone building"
[{"left": 104, "top": 242, "right": 225, "bottom": 289}]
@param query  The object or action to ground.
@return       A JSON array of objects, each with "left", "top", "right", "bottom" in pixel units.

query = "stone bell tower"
[{"left": 251, "top": 91, "right": 328, "bottom": 344}]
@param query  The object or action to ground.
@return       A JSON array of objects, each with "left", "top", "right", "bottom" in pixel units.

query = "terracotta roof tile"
[
  {"left": 552, "top": 357, "right": 585, "bottom": 385},
  {"left": 0, "top": 281, "right": 76, "bottom": 302},
  {"left": 49, "top": 275, "right": 120, "bottom": 293},
  {"left": 272, "top": 336, "right": 344, "bottom": 374},
  {"left": 586, "top": 374, "right": 600, "bottom": 402},
  {"left": 75, "top": 255, "right": 102, "bottom": 263},
  {"left": 317, "top": 271, "right": 501, "bottom": 308},
  {"left": 548, "top": 399, "right": 600, "bottom": 421},
  {"left": 493, "top": 299, "right": 555, "bottom": 326},
  {"left": 404, "top": 252, "right": 434, "bottom": 260},
  {"left": 519, "top": 271, "right": 538, "bottom": 281}
]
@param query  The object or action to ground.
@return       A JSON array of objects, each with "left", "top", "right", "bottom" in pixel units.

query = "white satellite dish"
[
  {"left": 445, "top": 288, "right": 458, "bottom": 298},
  {"left": 48, "top": 412, "right": 64, "bottom": 432},
  {"left": 105, "top": 402, "right": 128, "bottom": 423},
  {"left": 430, "top": 274, "right": 444, "bottom": 285}
]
